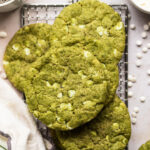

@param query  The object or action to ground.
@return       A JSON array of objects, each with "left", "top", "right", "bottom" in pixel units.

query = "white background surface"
[{"left": 0, "top": 0, "right": 150, "bottom": 150}]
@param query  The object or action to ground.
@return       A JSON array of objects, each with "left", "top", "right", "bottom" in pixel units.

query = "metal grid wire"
[{"left": 21, "top": 2, "right": 128, "bottom": 150}]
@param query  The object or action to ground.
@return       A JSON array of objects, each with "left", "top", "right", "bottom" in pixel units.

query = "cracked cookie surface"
[
  {"left": 51, "top": 0, "right": 125, "bottom": 65},
  {"left": 55, "top": 96, "right": 131, "bottom": 150},
  {"left": 25, "top": 47, "right": 109, "bottom": 131},
  {"left": 3, "top": 23, "right": 52, "bottom": 91},
  {"left": 51, "top": 0, "right": 125, "bottom": 103}
]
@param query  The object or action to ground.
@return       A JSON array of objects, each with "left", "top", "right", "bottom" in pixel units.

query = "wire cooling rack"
[{"left": 21, "top": 2, "right": 128, "bottom": 150}]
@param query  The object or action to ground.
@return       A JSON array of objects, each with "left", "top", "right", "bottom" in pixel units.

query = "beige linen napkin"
[{"left": 0, "top": 78, "right": 46, "bottom": 150}]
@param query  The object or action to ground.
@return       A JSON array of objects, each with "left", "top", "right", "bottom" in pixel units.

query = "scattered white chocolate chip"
[
  {"left": 144, "top": 24, "right": 149, "bottom": 31},
  {"left": 141, "top": 32, "right": 147, "bottom": 39},
  {"left": 136, "top": 40, "right": 142, "bottom": 47},
  {"left": 147, "top": 70, "right": 150, "bottom": 76},
  {"left": 134, "top": 107, "right": 139, "bottom": 113},
  {"left": 147, "top": 43, "right": 150, "bottom": 49},
  {"left": 131, "top": 112, "right": 137, "bottom": 118},
  {"left": 142, "top": 47, "right": 148, "bottom": 53},
  {"left": 44, "top": 139, "right": 52, "bottom": 150},
  {"left": 128, "top": 75, "right": 136, "bottom": 83},
  {"left": 24, "top": 48, "right": 30, "bottom": 55},
  {"left": 128, "top": 14, "right": 131, "bottom": 19},
  {"left": 0, "top": 31, "right": 7, "bottom": 38},
  {"left": 128, "top": 75, "right": 133, "bottom": 81},
  {"left": 136, "top": 60, "right": 142, "bottom": 67},
  {"left": 0, "top": 72, "right": 7, "bottom": 79},
  {"left": 128, "top": 91, "right": 133, "bottom": 97},
  {"left": 139, "top": 96, "right": 146, "bottom": 103},
  {"left": 130, "top": 24, "right": 136, "bottom": 30},
  {"left": 68, "top": 90, "right": 76, "bottom": 98},
  {"left": 128, "top": 81, "right": 133, "bottom": 88},
  {"left": 57, "top": 93, "right": 63, "bottom": 99},
  {"left": 132, "top": 118, "right": 137, "bottom": 124},
  {"left": 132, "top": 76, "right": 136, "bottom": 83},
  {"left": 136, "top": 53, "right": 142, "bottom": 59}
]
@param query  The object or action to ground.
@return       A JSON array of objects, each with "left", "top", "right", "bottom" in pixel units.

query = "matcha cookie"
[
  {"left": 25, "top": 47, "right": 109, "bottom": 131},
  {"left": 3, "top": 23, "right": 51, "bottom": 91},
  {"left": 51, "top": 0, "right": 125, "bottom": 65},
  {"left": 139, "top": 140, "right": 150, "bottom": 150},
  {"left": 51, "top": 0, "right": 124, "bottom": 102},
  {"left": 55, "top": 96, "right": 131, "bottom": 150}
]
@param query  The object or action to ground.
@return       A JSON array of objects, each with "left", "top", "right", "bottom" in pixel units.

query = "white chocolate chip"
[
  {"left": 141, "top": 32, "right": 147, "bottom": 39},
  {"left": 131, "top": 112, "right": 137, "bottom": 118},
  {"left": 136, "top": 60, "right": 142, "bottom": 67},
  {"left": 97, "top": 26, "right": 108, "bottom": 36},
  {"left": 84, "top": 51, "right": 92, "bottom": 58},
  {"left": 128, "top": 91, "right": 133, "bottom": 97},
  {"left": 139, "top": 96, "right": 146, "bottom": 103},
  {"left": 60, "top": 103, "right": 73, "bottom": 110},
  {"left": 132, "top": 118, "right": 137, "bottom": 124},
  {"left": 44, "top": 139, "right": 52, "bottom": 150},
  {"left": 136, "top": 40, "right": 142, "bottom": 47},
  {"left": 12, "top": 44, "right": 19, "bottom": 51},
  {"left": 81, "top": 75, "right": 87, "bottom": 79},
  {"left": 115, "top": 22, "right": 123, "bottom": 30},
  {"left": 144, "top": 24, "right": 149, "bottom": 31},
  {"left": 57, "top": 93, "right": 63, "bottom": 99},
  {"left": 147, "top": 43, "right": 150, "bottom": 49},
  {"left": 128, "top": 14, "right": 131, "bottom": 19},
  {"left": 66, "top": 124, "right": 73, "bottom": 130},
  {"left": 134, "top": 107, "right": 139, "bottom": 113},
  {"left": 147, "top": 70, "right": 150, "bottom": 76},
  {"left": 3, "top": 60, "right": 9, "bottom": 65},
  {"left": 132, "top": 76, "right": 136, "bottom": 83},
  {"left": 113, "top": 49, "right": 119, "bottom": 57},
  {"left": 142, "top": 47, "right": 148, "bottom": 53},
  {"left": 128, "top": 74, "right": 133, "bottom": 81},
  {"left": 130, "top": 24, "right": 136, "bottom": 30},
  {"left": 128, "top": 75, "right": 136, "bottom": 83},
  {"left": 24, "top": 48, "right": 30, "bottom": 55},
  {"left": 46, "top": 81, "right": 51, "bottom": 87},
  {"left": 0, "top": 72, "right": 7, "bottom": 79},
  {"left": 0, "top": 31, "right": 7, "bottom": 38},
  {"left": 128, "top": 81, "right": 133, "bottom": 88},
  {"left": 79, "top": 25, "right": 85, "bottom": 29},
  {"left": 136, "top": 53, "right": 142, "bottom": 59},
  {"left": 52, "top": 83, "right": 60, "bottom": 89},
  {"left": 68, "top": 90, "right": 76, "bottom": 98}
]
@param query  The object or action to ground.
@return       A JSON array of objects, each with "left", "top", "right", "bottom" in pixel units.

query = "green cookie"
[
  {"left": 3, "top": 23, "right": 51, "bottom": 91},
  {"left": 51, "top": 0, "right": 125, "bottom": 64},
  {"left": 25, "top": 47, "right": 109, "bottom": 131},
  {"left": 139, "top": 141, "right": 150, "bottom": 150},
  {"left": 55, "top": 96, "right": 131, "bottom": 150},
  {"left": 51, "top": 0, "right": 124, "bottom": 102}
]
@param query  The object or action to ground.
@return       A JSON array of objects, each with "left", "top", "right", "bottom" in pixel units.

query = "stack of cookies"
[{"left": 3, "top": 0, "right": 131, "bottom": 149}]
